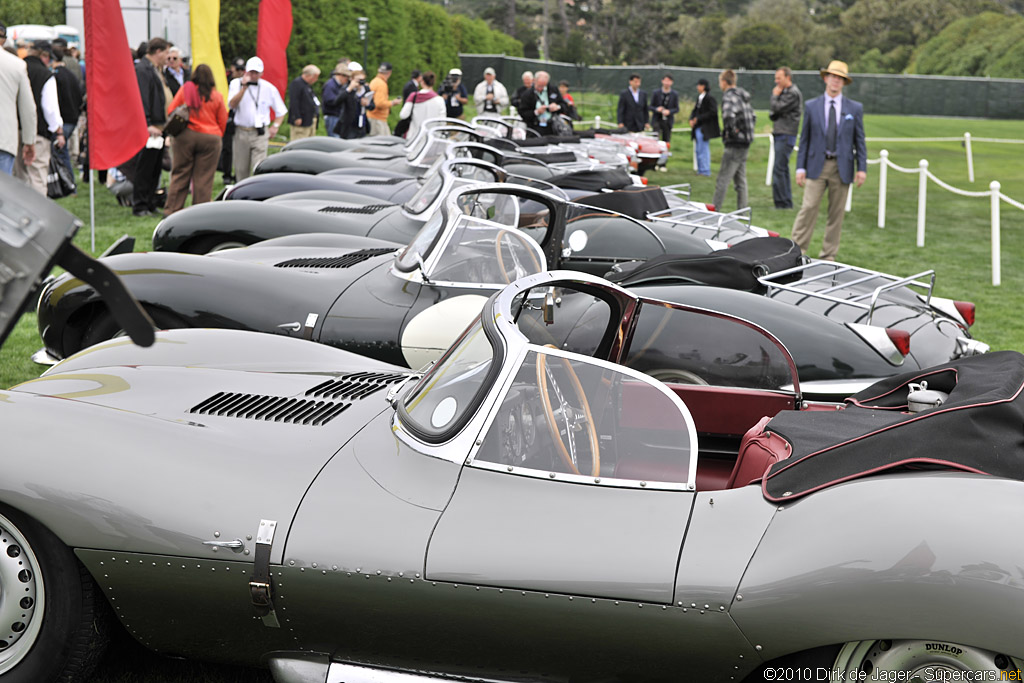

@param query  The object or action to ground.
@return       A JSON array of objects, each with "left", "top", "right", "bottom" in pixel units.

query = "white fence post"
[
  {"left": 845, "top": 182, "right": 853, "bottom": 212},
  {"left": 965, "top": 132, "right": 975, "bottom": 183},
  {"left": 765, "top": 133, "right": 774, "bottom": 186},
  {"left": 595, "top": 115, "right": 601, "bottom": 129},
  {"left": 917, "top": 159, "right": 928, "bottom": 247},
  {"left": 991, "top": 180, "right": 1001, "bottom": 287},
  {"left": 878, "top": 150, "right": 888, "bottom": 228}
]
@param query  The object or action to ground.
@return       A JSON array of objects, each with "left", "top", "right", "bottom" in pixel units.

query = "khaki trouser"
[
  {"left": 232, "top": 126, "right": 269, "bottom": 181},
  {"left": 368, "top": 118, "right": 390, "bottom": 137},
  {"left": 13, "top": 135, "right": 51, "bottom": 196},
  {"left": 165, "top": 128, "right": 223, "bottom": 215},
  {"left": 791, "top": 158, "right": 850, "bottom": 261},
  {"left": 289, "top": 123, "right": 316, "bottom": 140}
]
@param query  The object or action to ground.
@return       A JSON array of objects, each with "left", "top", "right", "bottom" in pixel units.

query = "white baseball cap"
[
  {"left": 348, "top": 61, "right": 364, "bottom": 73},
  {"left": 245, "top": 56, "right": 264, "bottom": 72},
  {"left": 449, "top": 68, "right": 462, "bottom": 76}
]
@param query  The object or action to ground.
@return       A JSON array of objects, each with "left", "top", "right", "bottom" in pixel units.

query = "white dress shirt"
[
  {"left": 40, "top": 77, "right": 63, "bottom": 134},
  {"left": 228, "top": 78, "right": 287, "bottom": 128}
]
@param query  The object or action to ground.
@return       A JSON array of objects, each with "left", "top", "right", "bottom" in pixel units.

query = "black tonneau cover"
[
  {"left": 608, "top": 237, "right": 802, "bottom": 292},
  {"left": 575, "top": 184, "right": 665, "bottom": 216},
  {"left": 762, "top": 351, "right": 1024, "bottom": 501},
  {"left": 549, "top": 168, "right": 634, "bottom": 192}
]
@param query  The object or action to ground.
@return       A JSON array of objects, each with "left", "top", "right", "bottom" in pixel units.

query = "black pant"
[
  {"left": 652, "top": 116, "right": 673, "bottom": 143},
  {"left": 132, "top": 145, "right": 164, "bottom": 212}
]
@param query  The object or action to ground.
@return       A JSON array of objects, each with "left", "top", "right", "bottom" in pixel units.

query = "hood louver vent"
[
  {"left": 274, "top": 248, "right": 396, "bottom": 270},
  {"left": 189, "top": 392, "right": 350, "bottom": 426},
  {"left": 356, "top": 177, "right": 407, "bottom": 186},
  {"left": 306, "top": 371, "right": 409, "bottom": 401},
  {"left": 318, "top": 204, "right": 393, "bottom": 215}
]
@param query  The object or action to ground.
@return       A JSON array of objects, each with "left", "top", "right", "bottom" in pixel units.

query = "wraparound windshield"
[
  {"left": 402, "top": 318, "right": 495, "bottom": 440},
  {"left": 395, "top": 212, "right": 445, "bottom": 272},
  {"left": 429, "top": 216, "right": 545, "bottom": 285}
]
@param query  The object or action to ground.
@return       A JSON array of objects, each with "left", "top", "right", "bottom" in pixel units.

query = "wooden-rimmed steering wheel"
[
  {"left": 494, "top": 229, "right": 542, "bottom": 284},
  {"left": 536, "top": 348, "right": 600, "bottom": 477}
]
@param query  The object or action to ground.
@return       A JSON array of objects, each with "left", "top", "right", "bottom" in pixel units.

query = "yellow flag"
[{"left": 190, "top": 0, "right": 229, "bottom": 99}]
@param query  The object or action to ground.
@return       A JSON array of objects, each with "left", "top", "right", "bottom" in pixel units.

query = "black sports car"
[{"left": 39, "top": 184, "right": 984, "bottom": 399}]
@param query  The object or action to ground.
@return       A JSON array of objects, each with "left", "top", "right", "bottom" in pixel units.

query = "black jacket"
[
  {"left": 518, "top": 85, "right": 563, "bottom": 133},
  {"left": 617, "top": 88, "right": 648, "bottom": 132},
  {"left": 689, "top": 91, "right": 720, "bottom": 141},
  {"left": 54, "top": 65, "right": 83, "bottom": 124},
  {"left": 649, "top": 89, "right": 680, "bottom": 126},
  {"left": 135, "top": 58, "right": 167, "bottom": 126},
  {"left": 163, "top": 66, "right": 191, "bottom": 96},
  {"left": 288, "top": 76, "right": 319, "bottom": 126},
  {"left": 24, "top": 55, "right": 55, "bottom": 138}
]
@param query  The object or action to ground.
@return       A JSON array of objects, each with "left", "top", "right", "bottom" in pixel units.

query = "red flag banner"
[
  {"left": 84, "top": 0, "right": 148, "bottom": 169},
  {"left": 257, "top": 0, "right": 293, "bottom": 97}
]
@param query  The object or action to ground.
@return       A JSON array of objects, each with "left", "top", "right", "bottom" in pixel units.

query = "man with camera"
[
  {"left": 367, "top": 62, "right": 402, "bottom": 137},
  {"left": 473, "top": 67, "right": 508, "bottom": 118},
  {"left": 228, "top": 56, "right": 287, "bottom": 180},
  {"left": 440, "top": 68, "right": 468, "bottom": 119},
  {"left": 330, "top": 62, "right": 375, "bottom": 139},
  {"left": 517, "top": 70, "right": 562, "bottom": 135}
]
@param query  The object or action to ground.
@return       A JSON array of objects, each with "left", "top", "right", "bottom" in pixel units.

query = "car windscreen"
[
  {"left": 395, "top": 211, "right": 445, "bottom": 272},
  {"left": 402, "top": 171, "right": 446, "bottom": 215},
  {"left": 427, "top": 215, "right": 545, "bottom": 286},
  {"left": 401, "top": 317, "right": 495, "bottom": 441}
]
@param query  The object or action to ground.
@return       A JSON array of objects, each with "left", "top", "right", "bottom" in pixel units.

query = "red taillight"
[
  {"left": 767, "top": 230, "right": 780, "bottom": 237},
  {"left": 954, "top": 301, "right": 975, "bottom": 327},
  {"left": 886, "top": 328, "right": 911, "bottom": 357},
  {"left": 706, "top": 203, "right": 716, "bottom": 211},
  {"left": 641, "top": 176, "right": 648, "bottom": 185}
]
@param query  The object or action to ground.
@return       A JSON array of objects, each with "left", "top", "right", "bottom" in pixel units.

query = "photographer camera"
[
  {"left": 329, "top": 62, "right": 374, "bottom": 139},
  {"left": 440, "top": 68, "right": 468, "bottom": 119},
  {"left": 473, "top": 67, "right": 509, "bottom": 117},
  {"left": 227, "top": 56, "right": 287, "bottom": 180}
]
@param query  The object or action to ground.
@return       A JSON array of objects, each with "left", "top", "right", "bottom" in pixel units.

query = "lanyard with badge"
[{"left": 247, "top": 83, "right": 266, "bottom": 134}]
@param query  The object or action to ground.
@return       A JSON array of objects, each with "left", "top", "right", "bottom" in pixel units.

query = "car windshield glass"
[
  {"left": 562, "top": 203, "right": 662, "bottom": 261},
  {"left": 395, "top": 211, "right": 445, "bottom": 272},
  {"left": 624, "top": 301, "right": 796, "bottom": 390},
  {"left": 402, "top": 318, "right": 494, "bottom": 439},
  {"left": 474, "top": 348, "right": 695, "bottom": 485},
  {"left": 402, "top": 172, "right": 446, "bottom": 215},
  {"left": 411, "top": 131, "right": 475, "bottom": 167},
  {"left": 512, "top": 286, "right": 612, "bottom": 358},
  {"left": 451, "top": 188, "right": 552, "bottom": 247},
  {"left": 428, "top": 215, "right": 545, "bottom": 285}
]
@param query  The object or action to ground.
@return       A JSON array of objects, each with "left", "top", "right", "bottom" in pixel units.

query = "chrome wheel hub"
[
  {"left": 835, "top": 640, "right": 1024, "bottom": 683},
  {"left": 0, "top": 514, "right": 43, "bottom": 673}
]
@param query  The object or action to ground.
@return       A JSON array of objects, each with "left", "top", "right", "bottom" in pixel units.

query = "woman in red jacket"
[{"left": 164, "top": 64, "right": 228, "bottom": 215}]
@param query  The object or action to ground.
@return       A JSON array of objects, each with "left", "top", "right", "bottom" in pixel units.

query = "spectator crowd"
[{"left": 1, "top": 23, "right": 866, "bottom": 258}]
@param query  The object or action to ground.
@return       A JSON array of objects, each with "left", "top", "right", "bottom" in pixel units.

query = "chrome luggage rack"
[
  {"left": 759, "top": 261, "right": 936, "bottom": 325},
  {"left": 648, "top": 205, "right": 763, "bottom": 241}
]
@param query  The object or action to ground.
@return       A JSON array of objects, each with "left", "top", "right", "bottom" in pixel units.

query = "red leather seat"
[{"left": 725, "top": 416, "right": 792, "bottom": 489}]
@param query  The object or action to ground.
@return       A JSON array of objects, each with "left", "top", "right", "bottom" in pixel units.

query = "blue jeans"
[
  {"left": 0, "top": 150, "right": 14, "bottom": 175},
  {"left": 695, "top": 127, "right": 711, "bottom": 176},
  {"left": 772, "top": 134, "right": 796, "bottom": 208},
  {"left": 57, "top": 123, "right": 77, "bottom": 181},
  {"left": 325, "top": 115, "right": 340, "bottom": 138}
]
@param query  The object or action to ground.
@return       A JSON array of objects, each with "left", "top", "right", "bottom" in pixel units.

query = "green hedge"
[{"left": 219, "top": 0, "right": 522, "bottom": 107}]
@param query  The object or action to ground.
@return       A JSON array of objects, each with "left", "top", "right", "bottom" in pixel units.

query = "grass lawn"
[{"left": 0, "top": 112, "right": 1021, "bottom": 681}]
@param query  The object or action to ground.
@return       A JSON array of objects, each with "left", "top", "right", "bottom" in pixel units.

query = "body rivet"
[
  {"left": 214, "top": 531, "right": 220, "bottom": 538},
  {"left": 756, "top": 645, "right": 762, "bottom": 651},
  {"left": 736, "top": 594, "right": 743, "bottom": 601}
]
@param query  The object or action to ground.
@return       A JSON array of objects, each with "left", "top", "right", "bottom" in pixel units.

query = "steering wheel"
[
  {"left": 536, "top": 348, "right": 600, "bottom": 477},
  {"left": 494, "top": 229, "right": 542, "bottom": 284}
]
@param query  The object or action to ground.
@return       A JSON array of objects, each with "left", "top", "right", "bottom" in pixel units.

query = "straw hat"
[{"left": 819, "top": 60, "right": 851, "bottom": 84}]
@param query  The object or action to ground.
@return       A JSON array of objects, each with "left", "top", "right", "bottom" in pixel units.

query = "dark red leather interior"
[
  {"left": 668, "top": 384, "right": 796, "bottom": 436},
  {"left": 725, "top": 416, "right": 793, "bottom": 489}
]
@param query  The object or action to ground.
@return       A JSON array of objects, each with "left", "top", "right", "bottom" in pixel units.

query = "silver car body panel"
[{"left": 734, "top": 472, "right": 1024, "bottom": 660}]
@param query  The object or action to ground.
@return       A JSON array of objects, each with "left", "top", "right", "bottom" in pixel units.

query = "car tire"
[
  {"left": 79, "top": 307, "right": 184, "bottom": 352},
  {"left": 185, "top": 235, "right": 251, "bottom": 255},
  {"left": 0, "top": 505, "right": 110, "bottom": 683}
]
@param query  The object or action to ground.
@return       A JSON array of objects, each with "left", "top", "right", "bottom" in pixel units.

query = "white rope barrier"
[{"left": 865, "top": 149, "right": 1024, "bottom": 286}]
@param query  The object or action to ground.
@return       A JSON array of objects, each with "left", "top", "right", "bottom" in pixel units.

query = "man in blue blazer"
[{"left": 791, "top": 60, "right": 867, "bottom": 261}]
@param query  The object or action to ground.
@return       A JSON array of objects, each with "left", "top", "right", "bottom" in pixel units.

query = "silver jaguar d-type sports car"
[{"left": 3, "top": 178, "right": 1024, "bottom": 683}]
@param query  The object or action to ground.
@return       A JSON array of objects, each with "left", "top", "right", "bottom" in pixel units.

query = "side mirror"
[{"left": 543, "top": 288, "right": 556, "bottom": 325}]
